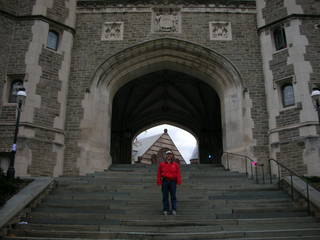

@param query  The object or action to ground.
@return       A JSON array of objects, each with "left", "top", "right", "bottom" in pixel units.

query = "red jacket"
[{"left": 157, "top": 161, "right": 182, "bottom": 185}]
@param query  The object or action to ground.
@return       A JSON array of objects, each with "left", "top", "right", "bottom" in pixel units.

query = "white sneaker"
[
  {"left": 172, "top": 210, "right": 177, "bottom": 216},
  {"left": 163, "top": 211, "right": 168, "bottom": 216}
]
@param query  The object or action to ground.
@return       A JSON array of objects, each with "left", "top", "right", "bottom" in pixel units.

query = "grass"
[{"left": 0, "top": 168, "right": 32, "bottom": 207}]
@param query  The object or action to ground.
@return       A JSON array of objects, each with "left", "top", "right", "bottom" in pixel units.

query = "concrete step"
[
  {"left": 14, "top": 221, "right": 320, "bottom": 233},
  {"left": 3, "top": 164, "right": 319, "bottom": 240},
  {"left": 40, "top": 200, "right": 295, "bottom": 211},
  {"left": 6, "top": 228, "right": 320, "bottom": 240},
  {"left": 5, "top": 235, "right": 320, "bottom": 240},
  {"left": 55, "top": 184, "right": 279, "bottom": 193}
]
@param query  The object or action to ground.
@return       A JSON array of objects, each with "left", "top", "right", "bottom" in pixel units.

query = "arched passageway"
[
  {"left": 111, "top": 70, "right": 222, "bottom": 164},
  {"left": 78, "top": 38, "right": 254, "bottom": 174}
]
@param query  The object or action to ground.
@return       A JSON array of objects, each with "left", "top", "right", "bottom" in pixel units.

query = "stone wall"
[
  {"left": 257, "top": 0, "right": 320, "bottom": 176},
  {"left": 0, "top": 18, "right": 34, "bottom": 153},
  {"left": 63, "top": 1, "right": 269, "bottom": 175},
  {"left": 0, "top": 0, "right": 76, "bottom": 177}
]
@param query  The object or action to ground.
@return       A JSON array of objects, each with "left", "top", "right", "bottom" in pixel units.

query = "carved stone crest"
[
  {"left": 152, "top": 8, "right": 181, "bottom": 33},
  {"left": 209, "top": 22, "right": 232, "bottom": 41},
  {"left": 101, "top": 22, "right": 124, "bottom": 41}
]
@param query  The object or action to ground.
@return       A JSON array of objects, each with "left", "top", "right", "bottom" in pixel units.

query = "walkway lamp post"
[
  {"left": 7, "top": 88, "right": 27, "bottom": 179},
  {"left": 311, "top": 89, "right": 320, "bottom": 124}
]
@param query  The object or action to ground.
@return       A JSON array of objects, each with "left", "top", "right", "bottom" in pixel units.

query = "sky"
[{"left": 135, "top": 124, "right": 198, "bottom": 164}]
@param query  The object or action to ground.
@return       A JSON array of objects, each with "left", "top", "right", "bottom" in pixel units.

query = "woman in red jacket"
[{"left": 157, "top": 150, "right": 182, "bottom": 216}]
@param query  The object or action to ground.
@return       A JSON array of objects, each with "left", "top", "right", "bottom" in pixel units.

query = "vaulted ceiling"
[{"left": 112, "top": 70, "right": 221, "bottom": 137}]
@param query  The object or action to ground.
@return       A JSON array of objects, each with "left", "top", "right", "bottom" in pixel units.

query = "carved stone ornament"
[
  {"left": 152, "top": 7, "right": 181, "bottom": 33},
  {"left": 209, "top": 22, "right": 232, "bottom": 41},
  {"left": 101, "top": 22, "right": 124, "bottom": 41}
]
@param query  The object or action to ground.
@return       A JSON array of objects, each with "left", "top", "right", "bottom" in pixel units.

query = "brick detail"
[
  {"left": 277, "top": 128, "right": 307, "bottom": 175},
  {"left": 47, "top": 0, "right": 69, "bottom": 24},
  {"left": 0, "top": 125, "right": 15, "bottom": 152},
  {"left": 269, "top": 49, "right": 294, "bottom": 80},
  {"left": 28, "top": 129, "right": 57, "bottom": 176},
  {"left": 276, "top": 108, "right": 300, "bottom": 128},
  {"left": 64, "top": 8, "right": 270, "bottom": 172},
  {"left": 262, "top": 0, "right": 288, "bottom": 25},
  {"left": 7, "top": 22, "right": 33, "bottom": 75},
  {"left": 296, "top": 0, "right": 320, "bottom": 15},
  {"left": 34, "top": 47, "right": 63, "bottom": 128}
]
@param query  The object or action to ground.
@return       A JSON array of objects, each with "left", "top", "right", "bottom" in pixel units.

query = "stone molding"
[
  {"left": 77, "top": 7, "right": 256, "bottom": 14},
  {"left": 0, "top": 9, "right": 76, "bottom": 35},
  {"left": 76, "top": 0, "right": 256, "bottom": 8},
  {"left": 269, "top": 121, "right": 319, "bottom": 135},
  {"left": 257, "top": 14, "right": 320, "bottom": 33},
  {"left": 91, "top": 37, "right": 244, "bottom": 89},
  {"left": 0, "top": 122, "right": 65, "bottom": 135}
]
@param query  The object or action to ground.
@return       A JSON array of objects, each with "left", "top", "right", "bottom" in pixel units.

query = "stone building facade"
[{"left": 0, "top": 0, "right": 319, "bottom": 177}]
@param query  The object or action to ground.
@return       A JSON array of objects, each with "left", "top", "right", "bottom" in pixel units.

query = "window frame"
[
  {"left": 47, "top": 30, "right": 60, "bottom": 51},
  {"left": 273, "top": 26, "right": 287, "bottom": 51},
  {"left": 281, "top": 83, "right": 295, "bottom": 108}
]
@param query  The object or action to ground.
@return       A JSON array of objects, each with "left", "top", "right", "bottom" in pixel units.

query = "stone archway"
[
  {"left": 111, "top": 70, "right": 222, "bottom": 164},
  {"left": 79, "top": 38, "right": 255, "bottom": 173}
]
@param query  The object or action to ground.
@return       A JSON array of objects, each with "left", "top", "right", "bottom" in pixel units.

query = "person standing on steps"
[{"left": 157, "top": 150, "right": 182, "bottom": 216}]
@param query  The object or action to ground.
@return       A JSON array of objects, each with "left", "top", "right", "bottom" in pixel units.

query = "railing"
[
  {"left": 221, "top": 152, "right": 313, "bottom": 214},
  {"left": 268, "top": 158, "right": 311, "bottom": 213},
  {"left": 222, "top": 152, "right": 266, "bottom": 184}
]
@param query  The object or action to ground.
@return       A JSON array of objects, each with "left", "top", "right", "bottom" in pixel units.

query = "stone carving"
[
  {"left": 209, "top": 22, "right": 232, "bottom": 41},
  {"left": 101, "top": 22, "right": 124, "bottom": 41},
  {"left": 153, "top": 8, "right": 181, "bottom": 33}
]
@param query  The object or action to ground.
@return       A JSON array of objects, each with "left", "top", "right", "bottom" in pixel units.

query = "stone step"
[
  {"left": 55, "top": 184, "right": 279, "bottom": 193},
  {"left": 4, "top": 164, "right": 318, "bottom": 240},
  {"left": 6, "top": 228, "right": 320, "bottom": 240},
  {"left": 42, "top": 197, "right": 293, "bottom": 206},
  {"left": 5, "top": 235, "right": 320, "bottom": 240},
  {"left": 14, "top": 221, "right": 320, "bottom": 233},
  {"left": 31, "top": 204, "right": 305, "bottom": 215},
  {"left": 26, "top": 209, "right": 309, "bottom": 223},
  {"left": 40, "top": 200, "right": 295, "bottom": 210},
  {"left": 15, "top": 216, "right": 318, "bottom": 228}
]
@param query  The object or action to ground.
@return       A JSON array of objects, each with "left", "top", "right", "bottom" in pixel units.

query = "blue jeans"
[{"left": 162, "top": 178, "right": 177, "bottom": 211}]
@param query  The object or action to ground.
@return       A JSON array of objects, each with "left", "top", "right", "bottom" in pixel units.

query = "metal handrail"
[
  {"left": 268, "top": 158, "right": 312, "bottom": 213},
  {"left": 222, "top": 152, "right": 266, "bottom": 184},
  {"left": 222, "top": 152, "right": 313, "bottom": 214}
]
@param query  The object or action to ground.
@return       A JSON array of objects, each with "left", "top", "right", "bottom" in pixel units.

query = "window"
[
  {"left": 273, "top": 26, "right": 287, "bottom": 51},
  {"left": 282, "top": 84, "right": 295, "bottom": 107},
  {"left": 47, "top": 30, "right": 59, "bottom": 50},
  {"left": 8, "top": 79, "right": 23, "bottom": 103}
]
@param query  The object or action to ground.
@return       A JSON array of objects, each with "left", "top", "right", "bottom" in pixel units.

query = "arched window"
[
  {"left": 8, "top": 80, "right": 23, "bottom": 103},
  {"left": 47, "top": 30, "right": 59, "bottom": 50},
  {"left": 273, "top": 26, "right": 287, "bottom": 51},
  {"left": 282, "top": 84, "right": 295, "bottom": 107}
]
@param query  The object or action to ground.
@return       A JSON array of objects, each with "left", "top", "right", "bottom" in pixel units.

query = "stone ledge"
[{"left": 0, "top": 177, "right": 54, "bottom": 229}]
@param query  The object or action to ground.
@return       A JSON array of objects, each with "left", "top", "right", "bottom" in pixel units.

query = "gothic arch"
[
  {"left": 78, "top": 38, "right": 254, "bottom": 173},
  {"left": 91, "top": 37, "right": 244, "bottom": 95}
]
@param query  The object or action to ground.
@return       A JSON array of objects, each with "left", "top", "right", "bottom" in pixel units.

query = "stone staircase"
[{"left": 3, "top": 164, "right": 320, "bottom": 240}]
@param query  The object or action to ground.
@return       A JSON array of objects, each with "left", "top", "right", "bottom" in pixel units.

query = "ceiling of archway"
[{"left": 112, "top": 70, "right": 221, "bottom": 136}]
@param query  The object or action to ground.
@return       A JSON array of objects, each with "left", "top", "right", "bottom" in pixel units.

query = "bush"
[{"left": 0, "top": 174, "right": 30, "bottom": 207}]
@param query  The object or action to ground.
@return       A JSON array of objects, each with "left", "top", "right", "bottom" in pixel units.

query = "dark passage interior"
[{"left": 111, "top": 70, "right": 222, "bottom": 164}]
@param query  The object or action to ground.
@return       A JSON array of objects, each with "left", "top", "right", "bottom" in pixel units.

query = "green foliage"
[{"left": 0, "top": 174, "right": 28, "bottom": 207}]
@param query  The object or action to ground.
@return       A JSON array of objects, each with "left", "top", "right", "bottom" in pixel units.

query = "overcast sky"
[{"left": 135, "top": 124, "right": 197, "bottom": 164}]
